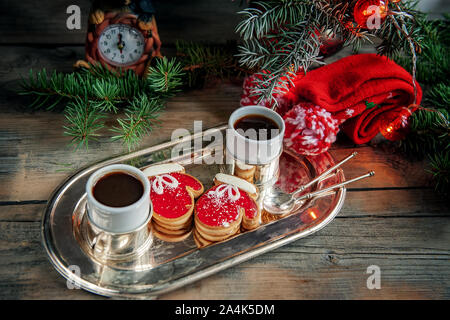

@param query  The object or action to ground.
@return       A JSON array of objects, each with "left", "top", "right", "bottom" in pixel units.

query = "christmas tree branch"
[
  {"left": 19, "top": 57, "right": 184, "bottom": 150},
  {"left": 428, "top": 151, "right": 450, "bottom": 195},
  {"left": 393, "top": 11, "right": 450, "bottom": 195},
  {"left": 63, "top": 96, "right": 106, "bottom": 149},
  {"left": 147, "top": 55, "right": 185, "bottom": 94},
  {"left": 235, "top": 0, "right": 373, "bottom": 105},
  {"left": 111, "top": 94, "right": 164, "bottom": 151}
]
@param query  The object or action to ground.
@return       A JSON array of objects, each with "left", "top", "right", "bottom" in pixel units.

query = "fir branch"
[
  {"left": 235, "top": 0, "right": 369, "bottom": 105},
  {"left": 111, "top": 94, "right": 164, "bottom": 151},
  {"left": 375, "top": 2, "right": 423, "bottom": 59},
  {"left": 19, "top": 69, "right": 69, "bottom": 110},
  {"left": 236, "top": 1, "right": 306, "bottom": 41},
  {"left": 427, "top": 84, "right": 450, "bottom": 109},
  {"left": 146, "top": 57, "right": 185, "bottom": 94},
  {"left": 400, "top": 108, "right": 449, "bottom": 162},
  {"left": 63, "top": 97, "right": 106, "bottom": 149},
  {"left": 19, "top": 58, "right": 184, "bottom": 150},
  {"left": 394, "top": 10, "right": 450, "bottom": 181},
  {"left": 427, "top": 151, "right": 450, "bottom": 196},
  {"left": 19, "top": 66, "right": 143, "bottom": 109},
  {"left": 91, "top": 78, "right": 121, "bottom": 113}
]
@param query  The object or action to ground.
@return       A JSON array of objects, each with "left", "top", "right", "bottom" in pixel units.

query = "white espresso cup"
[
  {"left": 226, "top": 105, "right": 285, "bottom": 165},
  {"left": 86, "top": 164, "right": 151, "bottom": 234}
]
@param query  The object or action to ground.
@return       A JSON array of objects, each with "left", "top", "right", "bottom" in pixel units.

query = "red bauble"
[
  {"left": 379, "top": 107, "right": 412, "bottom": 141},
  {"left": 354, "top": 0, "right": 388, "bottom": 29},
  {"left": 283, "top": 104, "right": 340, "bottom": 156}
]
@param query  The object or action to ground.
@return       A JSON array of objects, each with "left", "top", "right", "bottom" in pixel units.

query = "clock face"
[{"left": 98, "top": 24, "right": 145, "bottom": 67}]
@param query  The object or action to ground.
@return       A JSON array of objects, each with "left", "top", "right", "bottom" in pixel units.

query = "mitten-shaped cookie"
[
  {"left": 143, "top": 163, "right": 204, "bottom": 242},
  {"left": 194, "top": 173, "right": 259, "bottom": 248}
]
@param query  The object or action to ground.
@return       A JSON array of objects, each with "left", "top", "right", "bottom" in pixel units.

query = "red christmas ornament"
[
  {"left": 283, "top": 104, "right": 340, "bottom": 156},
  {"left": 379, "top": 107, "right": 413, "bottom": 141},
  {"left": 353, "top": 0, "right": 388, "bottom": 29}
]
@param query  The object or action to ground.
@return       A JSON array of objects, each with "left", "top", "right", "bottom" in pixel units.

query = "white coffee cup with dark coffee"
[
  {"left": 86, "top": 164, "right": 151, "bottom": 234},
  {"left": 226, "top": 105, "right": 285, "bottom": 165}
]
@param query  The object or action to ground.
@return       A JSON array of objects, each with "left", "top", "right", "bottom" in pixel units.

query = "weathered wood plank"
[
  {"left": 0, "top": 216, "right": 448, "bottom": 299},
  {"left": 162, "top": 252, "right": 450, "bottom": 300},
  {"left": 0, "top": 203, "right": 45, "bottom": 222},
  {"left": 0, "top": 0, "right": 242, "bottom": 45},
  {"left": 1, "top": 0, "right": 448, "bottom": 45},
  {"left": 0, "top": 46, "right": 84, "bottom": 90},
  {"left": 0, "top": 220, "right": 103, "bottom": 300}
]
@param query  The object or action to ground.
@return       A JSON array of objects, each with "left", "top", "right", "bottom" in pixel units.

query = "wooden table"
[{"left": 1, "top": 1, "right": 449, "bottom": 300}]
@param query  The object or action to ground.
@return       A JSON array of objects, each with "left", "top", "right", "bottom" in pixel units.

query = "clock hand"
[{"left": 117, "top": 33, "right": 125, "bottom": 54}]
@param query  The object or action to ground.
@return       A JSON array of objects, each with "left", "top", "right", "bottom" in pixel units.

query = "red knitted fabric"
[
  {"left": 284, "top": 104, "right": 340, "bottom": 156},
  {"left": 283, "top": 53, "right": 422, "bottom": 144}
]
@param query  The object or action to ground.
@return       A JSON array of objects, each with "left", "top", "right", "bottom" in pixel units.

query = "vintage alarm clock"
[{"left": 80, "top": 0, "right": 162, "bottom": 76}]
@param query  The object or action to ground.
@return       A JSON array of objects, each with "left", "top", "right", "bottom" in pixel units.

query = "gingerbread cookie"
[
  {"left": 214, "top": 173, "right": 260, "bottom": 231},
  {"left": 143, "top": 163, "right": 204, "bottom": 242},
  {"left": 194, "top": 173, "right": 259, "bottom": 247}
]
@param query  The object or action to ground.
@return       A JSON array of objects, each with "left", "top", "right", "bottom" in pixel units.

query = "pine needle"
[
  {"left": 146, "top": 57, "right": 185, "bottom": 94},
  {"left": 111, "top": 94, "right": 164, "bottom": 151},
  {"left": 63, "top": 97, "right": 106, "bottom": 149}
]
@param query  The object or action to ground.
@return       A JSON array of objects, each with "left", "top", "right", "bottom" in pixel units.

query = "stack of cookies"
[
  {"left": 234, "top": 160, "right": 256, "bottom": 183},
  {"left": 143, "top": 163, "right": 204, "bottom": 242},
  {"left": 193, "top": 173, "right": 259, "bottom": 248}
]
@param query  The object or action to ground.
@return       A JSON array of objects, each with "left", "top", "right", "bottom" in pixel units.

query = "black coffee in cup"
[
  {"left": 92, "top": 171, "right": 144, "bottom": 207},
  {"left": 233, "top": 114, "right": 280, "bottom": 141}
]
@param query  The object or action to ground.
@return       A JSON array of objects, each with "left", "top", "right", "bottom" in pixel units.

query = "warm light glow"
[
  {"left": 308, "top": 209, "right": 318, "bottom": 220},
  {"left": 379, "top": 107, "right": 413, "bottom": 141},
  {"left": 363, "top": 5, "right": 387, "bottom": 16}
]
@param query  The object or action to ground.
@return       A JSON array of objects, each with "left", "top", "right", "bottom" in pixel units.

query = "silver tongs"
[{"left": 263, "top": 152, "right": 374, "bottom": 215}]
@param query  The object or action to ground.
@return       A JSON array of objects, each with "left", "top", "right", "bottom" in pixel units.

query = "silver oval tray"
[{"left": 41, "top": 124, "right": 346, "bottom": 298}]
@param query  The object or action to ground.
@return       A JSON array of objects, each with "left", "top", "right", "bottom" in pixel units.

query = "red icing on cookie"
[
  {"left": 149, "top": 172, "right": 203, "bottom": 219},
  {"left": 196, "top": 184, "right": 258, "bottom": 227}
]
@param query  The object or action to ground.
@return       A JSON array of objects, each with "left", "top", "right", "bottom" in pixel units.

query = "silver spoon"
[
  {"left": 263, "top": 152, "right": 358, "bottom": 214},
  {"left": 264, "top": 170, "right": 375, "bottom": 215}
]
